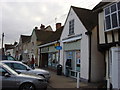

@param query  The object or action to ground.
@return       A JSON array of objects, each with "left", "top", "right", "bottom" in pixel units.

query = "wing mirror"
[
  {"left": 26, "top": 68, "right": 30, "bottom": 71},
  {"left": 4, "top": 73, "right": 10, "bottom": 77}
]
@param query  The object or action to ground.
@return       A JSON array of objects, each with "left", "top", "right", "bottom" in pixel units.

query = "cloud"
[{"left": 0, "top": 0, "right": 101, "bottom": 48}]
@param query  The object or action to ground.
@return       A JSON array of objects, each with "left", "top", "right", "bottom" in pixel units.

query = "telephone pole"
[{"left": 1, "top": 33, "right": 4, "bottom": 55}]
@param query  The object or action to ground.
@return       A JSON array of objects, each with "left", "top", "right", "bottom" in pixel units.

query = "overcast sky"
[{"left": 0, "top": 0, "right": 102, "bottom": 48}]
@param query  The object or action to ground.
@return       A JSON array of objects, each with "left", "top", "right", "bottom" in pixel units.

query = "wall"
[
  {"left": 91, "top": 26, "right": 105, "bottom": 82},
  {"left": 30, "top": 30, "right": 40, "bottom": 65},
  {"left": 99, "top": 11, "right": 105, "bottom": 44}
]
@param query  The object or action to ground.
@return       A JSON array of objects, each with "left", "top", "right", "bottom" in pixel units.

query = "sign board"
[
  {"left": 54, "top": 43, "right": 60, "bottom": 47},
  {"left": 55, "top": 46, "right": 62, "bottom": 50}
]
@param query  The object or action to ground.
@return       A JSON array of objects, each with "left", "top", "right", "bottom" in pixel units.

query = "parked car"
[
  {"left": 0, "top": 62, "right": 47, "bottom": 90},
  {"left": 1, "top": 60, "right": 51, "bottom": 81},
  {"left": 0, "top": 55, "right": 16, "bottom": 61},
  {"left": 0, "top": 55, "right": 30, "bottom": 65}
]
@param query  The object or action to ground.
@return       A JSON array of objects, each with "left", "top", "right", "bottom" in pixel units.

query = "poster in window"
[{"left": 76, "top": 51, "right": 80, "bottom": 71}]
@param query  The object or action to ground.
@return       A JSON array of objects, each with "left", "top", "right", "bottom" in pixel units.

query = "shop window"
[
  {"left": 48, "top": 53, "right": 58, "bottom": 69},
  {"left": 48, "top": 54, "right": 52, "bottom": 67},
  {"left": 76, "top": 51, "right": 80, "bottom": 72}
]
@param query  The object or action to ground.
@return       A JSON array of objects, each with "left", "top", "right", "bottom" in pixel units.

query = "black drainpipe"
[
  {"left": 85, "top": 31, "right": 92, "bottom": 82},
  {"left": 39, "top": 47, "right": 41, "bottom": 68}
]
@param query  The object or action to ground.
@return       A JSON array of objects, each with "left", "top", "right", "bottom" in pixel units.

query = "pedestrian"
[
  {"left": 19, "top": 54, "right": 23, "bottom": 61},
  {"left": 30, "top": 55, "right": 35, "bottom": 69},
  {"left": 15, "top": 51, "right": 19, "bottom": 60}
]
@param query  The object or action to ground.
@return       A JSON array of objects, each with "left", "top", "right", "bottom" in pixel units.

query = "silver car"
[
  {"left": 0, "top": 62, "right": 47, "bottom": 90},
  {"left": 1, "top": 60, "right": 50, "bottom": 81}
]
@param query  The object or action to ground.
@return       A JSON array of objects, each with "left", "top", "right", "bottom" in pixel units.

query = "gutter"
[{"left": 85, "top": 31, "right": 92, "bottom": 82}]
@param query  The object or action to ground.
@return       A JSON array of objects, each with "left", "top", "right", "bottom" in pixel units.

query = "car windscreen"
[{"left": 1, "top": 64, "right": 18, "bottom": 75}]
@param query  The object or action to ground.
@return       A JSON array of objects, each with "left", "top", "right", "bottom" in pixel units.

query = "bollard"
[
  {"left": 107, "top": 79, "right": 110, "bottom": 89},
  {"left": 77, "top": 72, "right": 80, "bottom": 88}
]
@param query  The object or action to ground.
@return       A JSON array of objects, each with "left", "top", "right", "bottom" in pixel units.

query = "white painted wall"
[
  {"left": 111, "top": 47, "right": 120, "bottom": 89},
  {"left": 6, "top": 49, "right": 14, "bottom": 56},
  {"left": 60, "top": 8, "right": 89, "bottom": 80},
  {"left": 99, "top": 11, "right": 105, "bottom": 44},
  {"left": 31, "top": 30, "right": 39, "bottom": 65}
]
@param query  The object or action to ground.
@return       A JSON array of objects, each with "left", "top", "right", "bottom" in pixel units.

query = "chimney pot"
[
  {"left": 56, "top": 23, "right": 61, "bottom": 30},
  {"left": 40, "top": 24, "right": 45, "bottom": 29},
  {"left": 35, "top": 27, "right": 38, "bottom": 30}
]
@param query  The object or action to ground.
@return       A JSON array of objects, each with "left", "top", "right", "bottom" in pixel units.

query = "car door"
[{"left": 0, "top": 66, "right": 17, "bottom": 89}]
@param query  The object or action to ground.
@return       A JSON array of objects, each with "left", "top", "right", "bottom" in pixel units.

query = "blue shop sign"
[{"left": 55, "top": 46, "right": 62, "bottom": 50}]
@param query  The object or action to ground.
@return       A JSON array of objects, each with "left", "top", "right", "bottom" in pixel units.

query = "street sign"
[{"left": 55, "top": 46, "right": 62, "bottom": 50}]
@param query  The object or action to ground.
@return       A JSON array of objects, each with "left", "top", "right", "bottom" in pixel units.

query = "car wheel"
[{"left": 19, "top": 83, "right": 35, "bottom": 90}]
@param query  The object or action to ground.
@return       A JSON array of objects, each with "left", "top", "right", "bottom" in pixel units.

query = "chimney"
[
  {"left": 40, "top": 24, "right": 45, "bottom": 30},
  {"left": 35, "top": 27, "right": 38, "bottom": 30},
  {"left": 56, "top": 23, "right": 61, "bottom": 30}
]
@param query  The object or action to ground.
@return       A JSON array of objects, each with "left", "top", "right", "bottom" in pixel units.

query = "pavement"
[{"left": 46, "top": 69, "right": 106, "bottom": 89}]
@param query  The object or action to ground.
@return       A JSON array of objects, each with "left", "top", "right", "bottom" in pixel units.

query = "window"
[
  {"left": 13, "top": 63, "right": 27, "bottom": 70},
  {"left": 5, "top": 63, "right": 13, "bottom": 69},
  {"left": 0, "top": 67, "right": 8, "bottom": 76},
  {"left": 104, "top": 2, "right": 120, "bottom": 31},
  {"left": 7, "top": 56, "right": 15, "bottom": 60},
  {"left": 69, "top": 19, "right": 74, "bottom": 35}
]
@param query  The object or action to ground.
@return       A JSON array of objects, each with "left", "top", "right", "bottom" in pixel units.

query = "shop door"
[
  {"left": 41, "top": 53, "right": 48, "bottom": 67},
  {"left": 66, "top": 51, "right": 75, "bottom": 70}
]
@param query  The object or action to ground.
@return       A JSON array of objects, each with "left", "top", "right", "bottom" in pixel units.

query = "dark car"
[
  {"left": 0, "top": 55, "right": 16, "bottom": 61},
  {"left": 0, "top": 62, "right": 47, "bottom": 90}
]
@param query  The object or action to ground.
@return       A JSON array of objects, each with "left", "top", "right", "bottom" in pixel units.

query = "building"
[
  {"left": 30, "top": 25, "right": 54, "bottom": 66},
  {"left": 4, "top": 44, "right": 16, "bottom": 56},
  {"left": 18, "top": 35, "right": 31, "bottom": 62},
  {"left": 38, "top": 23, "right": 63, "bottom": 69},
  {"left": 93, "top": 1, "right": 120, "bottom": 89},
  {"left": 60, "top": 6, "right": 105, "bottom": 82}
]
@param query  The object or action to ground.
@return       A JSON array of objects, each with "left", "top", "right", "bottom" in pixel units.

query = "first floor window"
[
  {"left": 104, "top": 2, "right": 120, "bottom": 31},
  {"left": 69, "top": 19, "right": 74, "bottom": 35}
]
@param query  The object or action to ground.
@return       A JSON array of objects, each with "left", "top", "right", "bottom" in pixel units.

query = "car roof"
[{"left": 1, "top": 60, "right": 22, "bottom": 63}]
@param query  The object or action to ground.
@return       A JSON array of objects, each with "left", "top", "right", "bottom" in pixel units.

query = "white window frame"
[{"left": 104, "top": 2, "right": 120, "bottom": 31}]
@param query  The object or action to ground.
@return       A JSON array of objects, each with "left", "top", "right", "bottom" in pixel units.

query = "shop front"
[
  {"left": 40, "top": 45, "right": 59, "bottom": 70},
  {"left": 63, "top": 40, "right": 81, "bottom": 78}
]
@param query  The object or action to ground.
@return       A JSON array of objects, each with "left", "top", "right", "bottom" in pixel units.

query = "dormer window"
[
  {"left": 104, "top": 2, "right": 120, "bottom": 31},
  {"left": 69, "top": 19, "right": 74, "bottom": 35}
]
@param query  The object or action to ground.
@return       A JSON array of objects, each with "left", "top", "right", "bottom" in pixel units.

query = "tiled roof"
[
  {"left": 92, "top": 2, "right": 110, "bottom": 11},
  {"left": 41, "top": 26, "right": 64, "bottom": 45},
  {"left": 72, "top": 6, "right": 98, "bottom": 31},
  {"left": 5, "top": 44, "right": 15, "bottom": 50},
  {"left": 21, "top": 35, "right": 31, "bottom": 43},
  {"left": 34, "top": 30, "right": 54, "bottom": 42}
]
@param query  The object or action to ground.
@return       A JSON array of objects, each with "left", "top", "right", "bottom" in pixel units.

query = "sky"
[{"left": 0, "top": 0, "right": 102, "bottom": 48}]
